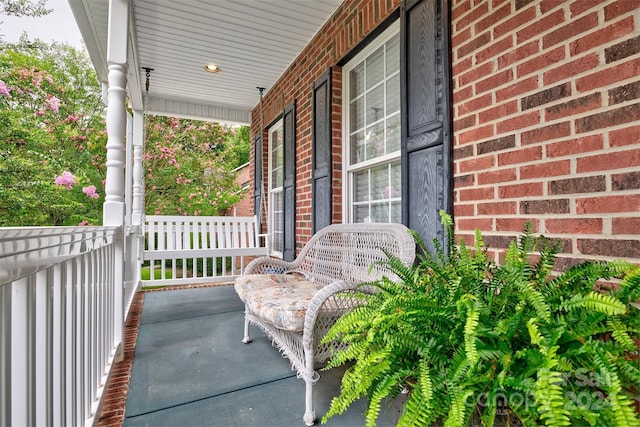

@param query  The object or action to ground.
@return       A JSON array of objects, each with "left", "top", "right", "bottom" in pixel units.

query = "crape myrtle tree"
[
  {"left": 0, "top": 37, "right": 250, "bottom": 225},
  {"left": 144, "top": 115, "right": 249, "bottom": 217},
  {"left": 0, "top": 39, "right": 107, "bottom": 225}
]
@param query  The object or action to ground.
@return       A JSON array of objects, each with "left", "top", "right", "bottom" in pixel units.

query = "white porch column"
[
  {"left": 103, "top": 0, "right": 129, "bottom": 361},
  {"left": 103, "top": 0, "right": 129, "bottom": 226},
  {"left": 131, "top": 110, "right": 145, "bottom": 226}
]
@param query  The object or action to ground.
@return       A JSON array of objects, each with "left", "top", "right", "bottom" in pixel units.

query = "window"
[
  {"left": 343, "top": 22, "right": 400, "bottom": 223},
  {"left": 268, "top": 119, "right": 284, "bottom": 257}
]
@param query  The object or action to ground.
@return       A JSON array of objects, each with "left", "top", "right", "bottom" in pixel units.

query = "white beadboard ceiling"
[{"left": 69, "top": 0, "right": 343, "bottom": 124}]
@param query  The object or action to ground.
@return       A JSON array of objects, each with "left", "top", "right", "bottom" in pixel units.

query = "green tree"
[
  {"left": 1, "top": 0, "right": 50, "bottom": 18},
  {"left": 0, "top": 39, "right": 107, "bottom": 226},
  {"left": 144, "top": 116, "right": 249, "bottom": 216}
]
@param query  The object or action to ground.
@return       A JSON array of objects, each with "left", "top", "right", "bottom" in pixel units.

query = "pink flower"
[
  {"left": 82, "top": 185, "right": 99, "bottom": 199},
  {"left": 0, "top": 79, "right": 10, "bottom": 96},
  {"left": 45, "top": 95, "right": 60, "bottom": 113},
  {"left": 79, "top": 220, "right": 89, "bottom": 226},
  {"left": 35, "top": 110, "right": 45, "bottom": 117},
  {"left": 54, "top": 171, "right": 76, "bottom": 189}
]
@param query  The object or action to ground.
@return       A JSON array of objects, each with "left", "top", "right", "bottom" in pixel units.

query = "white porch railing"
[
  {"left": 143, "top": 215, "right": 267, "bottom": 286},
  {"left": 0, "top": 225, "right": 133, "bottom": 426}
]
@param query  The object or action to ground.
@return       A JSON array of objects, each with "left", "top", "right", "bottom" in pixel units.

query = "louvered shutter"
[
  {"left": 312, "top": 68, "right": 332, "bottom": 233},
  {"left": 401, "top": 0, "right": 452, "bottom": 251},
  {"left": 282, "top": 101, "right": 296, "bottom": 261}
]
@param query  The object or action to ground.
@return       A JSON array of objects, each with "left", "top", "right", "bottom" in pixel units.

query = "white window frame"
[
  {"left": 268, "top": 119, "right": 284, "bottom": 258},
  {"left": 342, "top": 21, "right": 401, "bottom": 224}
]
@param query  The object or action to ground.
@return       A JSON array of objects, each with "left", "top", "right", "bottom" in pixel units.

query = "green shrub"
[{"left": 322, "top": 211, "right": 640, "bottom": 427}]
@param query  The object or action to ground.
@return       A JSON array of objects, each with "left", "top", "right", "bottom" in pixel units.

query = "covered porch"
[{"left": 99, "top": 284, "right": 400, "bottom": 426}]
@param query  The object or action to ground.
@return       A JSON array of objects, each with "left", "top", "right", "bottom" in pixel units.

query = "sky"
[{"left": 1, "top": 0, "right": 84, "bottom": 50}]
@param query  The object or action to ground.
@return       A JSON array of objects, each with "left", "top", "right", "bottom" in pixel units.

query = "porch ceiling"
[{"left": 69, "top": 0, "right": 343, "bottom": 125}]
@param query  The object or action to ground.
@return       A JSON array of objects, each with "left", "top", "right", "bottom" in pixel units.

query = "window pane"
[
  {"left": 386, "top": 74, "right": 400, "bottom": 115},
  {"left": 272, "top": 191, "right": 283, "bottom": 252},
  {"left": 366, "top": 84, "right": 384, "bottom": 126},
  {"left": 365, "top": 121, "right": 384, "bottom": 161},
  {"left": 350, "top": 62, "right": 365, "bottom": 99},
  {"left": 354, "top": 205, "right": 370, "bottom": 223},
  {"left": 350, "top": 96, "right": 364, "bottom": 131},
  {"left": 386, "top": 34, "right": 400, "bottom": 75},
  {"left": 372, "top": 202, "right": 389, "bottom": 223},
  {"left": 386, "top": 113, "right": 401, "bottom": 153},
  {"left": 350, "top": 131, "right": 366, "bottom": 164},
  {"left": 390, "top": 201, "right": 401, "bottom": 223},
  {"left": 354, "top": 169, "right": 369, "bottom": 202},
  {"left": 366, "top": 46, "right": 384, "bottom": 89},
  {"left": 370, "top": 164, "right": 388, "bottom": 201}
]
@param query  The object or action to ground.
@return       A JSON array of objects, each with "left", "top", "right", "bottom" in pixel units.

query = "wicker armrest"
[{"left": 243, "top": 256, "right": 296, "bottom": 275}]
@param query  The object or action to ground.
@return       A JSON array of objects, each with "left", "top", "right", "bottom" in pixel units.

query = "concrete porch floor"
[{"left": 98, "top": 284, "right": 401, "bottom": 426}]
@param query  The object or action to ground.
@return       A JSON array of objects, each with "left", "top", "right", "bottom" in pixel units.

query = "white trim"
[
  {"left": 342, "top": 20, "right": 401, "bottom": 224},
  {"left": 268, "top": 119, "right": 284, "bottom": 258}
]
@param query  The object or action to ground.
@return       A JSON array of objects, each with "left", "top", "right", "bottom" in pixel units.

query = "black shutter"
[
  {"left": 400, "top": 0, "right": 452, "bottom": 252},
  {"left": 282, "top": 101, "right": 296, "bottom": 261},
  {"left": 253, "top": 133, "right": 263, "bottom": 223},
  {"left": 312, "top": 68, "right": 332, "bottom": 233}
]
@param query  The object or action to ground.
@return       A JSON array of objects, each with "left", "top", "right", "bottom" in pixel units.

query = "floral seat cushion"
[{"left": 234, "top": 273, "right": 325, "bottom": 332}]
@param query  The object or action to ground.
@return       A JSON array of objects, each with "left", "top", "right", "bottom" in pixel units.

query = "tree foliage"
[
  {"left": 1, "top": 0, "right": 51, "bottom": 18},
  {"left": 1, "top": 37, "right": 251, "bottom": 225},
  {"left": 144, "top": 115, "right": 249, "bottom": 216}
]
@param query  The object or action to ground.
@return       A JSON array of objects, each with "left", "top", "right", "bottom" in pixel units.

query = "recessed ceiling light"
[{"left": 204, "top": 64, "right": 220, "bottom": 73}]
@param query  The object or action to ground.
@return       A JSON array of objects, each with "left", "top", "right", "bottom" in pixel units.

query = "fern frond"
[
  {"left": 562, "top": 291, "right": 627, "bottom": 316},
  {"left": 607, "top": 317, "right": 637, "bottom": 351},
  {"left": 535, "top": 365, "right": 571, "bottom": 426}
]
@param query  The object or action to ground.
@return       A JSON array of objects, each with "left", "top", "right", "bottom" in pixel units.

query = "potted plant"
[{"left": 321, "top": 211, "right": 640, "bottom": 426}]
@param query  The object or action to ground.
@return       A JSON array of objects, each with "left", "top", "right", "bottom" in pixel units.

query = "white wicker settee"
[{"left": 234, "top": 223, "right": 416, "bottom": 425}]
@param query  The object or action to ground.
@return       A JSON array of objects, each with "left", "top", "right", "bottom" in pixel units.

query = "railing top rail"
[
  {"left": 0, "top": 226, "right": 119, "bottom": 286},
  {"left": 144, "top": 215, "right": 257, "bottom": 223}
]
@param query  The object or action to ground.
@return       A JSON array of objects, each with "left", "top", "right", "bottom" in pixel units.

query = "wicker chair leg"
[
  {"left": 242, "top": 307, "right": 252, "bottom": 343},
  {"left": 303, "top": 344, "right": 317, "bottom": 425},
  {"left": 303, "top": 378, "right": 315, "bottom": 426}
]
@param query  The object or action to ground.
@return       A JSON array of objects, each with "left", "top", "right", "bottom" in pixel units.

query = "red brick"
[
  {"left": 604, "top": 0, "right": 640, "bottom": 21},
  {"left": 459, "top": 62, "right": 494, "bottom": 88},
  {"left": 457, "top": 218, "right": 494, "bottom": 231},
  {"left": 452, "top": 26, "right": 473, "bottom": 49},
  {"left": 454, "top": 203, "right": 476, "bottom": 217},
  {"left": 495, "top": 76, "right": 539, "bottom": 102},
  {"left": 521, "top": 122, "right": 571, "bottom": 145},
  {"left": 454, "top": 85, "right": 475, "bottom": 103},
  {"left": 456, "top": 2, "right": 490, "bottom": 31},
  {"left": 577, "top": 148, "right": 640, "bottom": 173},
  {"left": 458, "top": 93, "right": 493, "bottom": 116},
  {"left": 453, "top": 56, "right": 473, "bottom": 76},
  {"left": 542, "top": 12, "right": 599, "bottom": 49},
  {"left": 575, "top": 58, "right": 640, "bottom": 93},
  {"left": 476, "top": 37, "right": 514, "bottom": 64},
  {"left": 540, "top": 0, "right": 564, "bottom": 14},
  {"left": 478, "top": 135, "right": 516, "bottom": 154},
  {"left": 576, "top": 104, "right": 640, "bottom": 133},
  {"left": 458, "top": 124, "right": 494, "bottom": 144},
  {"left": 498, "top": 182, "right": 543, "bottom": 198},
  {"left": 545, "top": 218, "right": 603, "bottom": 234},
  {"left": 612, "top": 217, "right": 640, "bottom": 234},
  {"left": 496, "top": 110, "right": 541, "bottom": 134},
  {"left": 459, "top": 155, "right": 495, "bottom": 173},
  {"left": 578, "top": 238, "right": 640, "bottom": 259},
  {"left": 478, "top": 100, "right": 518, "bottom": 124},
  {"left": 544, "top": 92, "right": 602, "bottom": 121},
  {"left": 475, "top": 2, "right": 512, "bottom": 34},
  {"left": 546, "top": 134, "right": 604, "bottom": 158},
  {"left": 498, "top": 40, "right": 540, "bottom": 69},
  {"left": 454, "top": 115, "right": 477, "bottom": 132},
  {"left": 612, "top": 171, "right": 640, "bottom": 191},
  {"left": 570, "top": 16, "right": 634, "bottom": 56},
  {"left": 550, "top": 175, "right": 607, "bottom": 195},
  {"left": 517, "top": 46, "right": 566, "bottom": 78},
  {"left": 477, "top": 201, "right": 518, "bottom": 215},
  {"left": 496, "top": 217, "right": 540, "bottom": 232},
  {"left": 520, "top": 160, "right": 571, "bottom": 179},
  {"left": 458, "top": 186, "right": 495, "bottom": 201},
  {"left": 609, "top": 125, "right": 640, "bottom": 147},
  {"left": 478, "top": 167, "right": 517, "bottom": 185},
  {"left": 494, "top": 5, "right": 537, "bottom": 39},
  {"left": 452, "top": 0, "right": 472, "bottom": 20},
  {"left": 520, "top": 198, "right": 571, "bottom": 214},
  {"left": 570, "top": 0, "right": 608, "bottom": 17},
  {"left": 516, "top": 9, "right": 565, "bottom": 44},
  {"left": 498, "top": 146, "right": 543, "bottom": 166},
  {"left": 476, "top": 69, "right": 513, "bottom": 94},
  {"left": 542, "top": 53, "right": 600, "bottom": 85},
  {"left": 576, "top": 194, "right": 640, "bottom": 214}
]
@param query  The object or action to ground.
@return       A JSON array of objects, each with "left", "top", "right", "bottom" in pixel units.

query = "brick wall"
[
  {"left": 452, "top": 0, "right": 640, "bottom": 267},
  {"left": 251, "top": 0, "right": 639, "bottom": 265},
  {"left": 225, "top": 163, "right": 252, "bottom": 217},
  {"left": 250, "top": 0, "right": 401, "bottom": 248}
]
